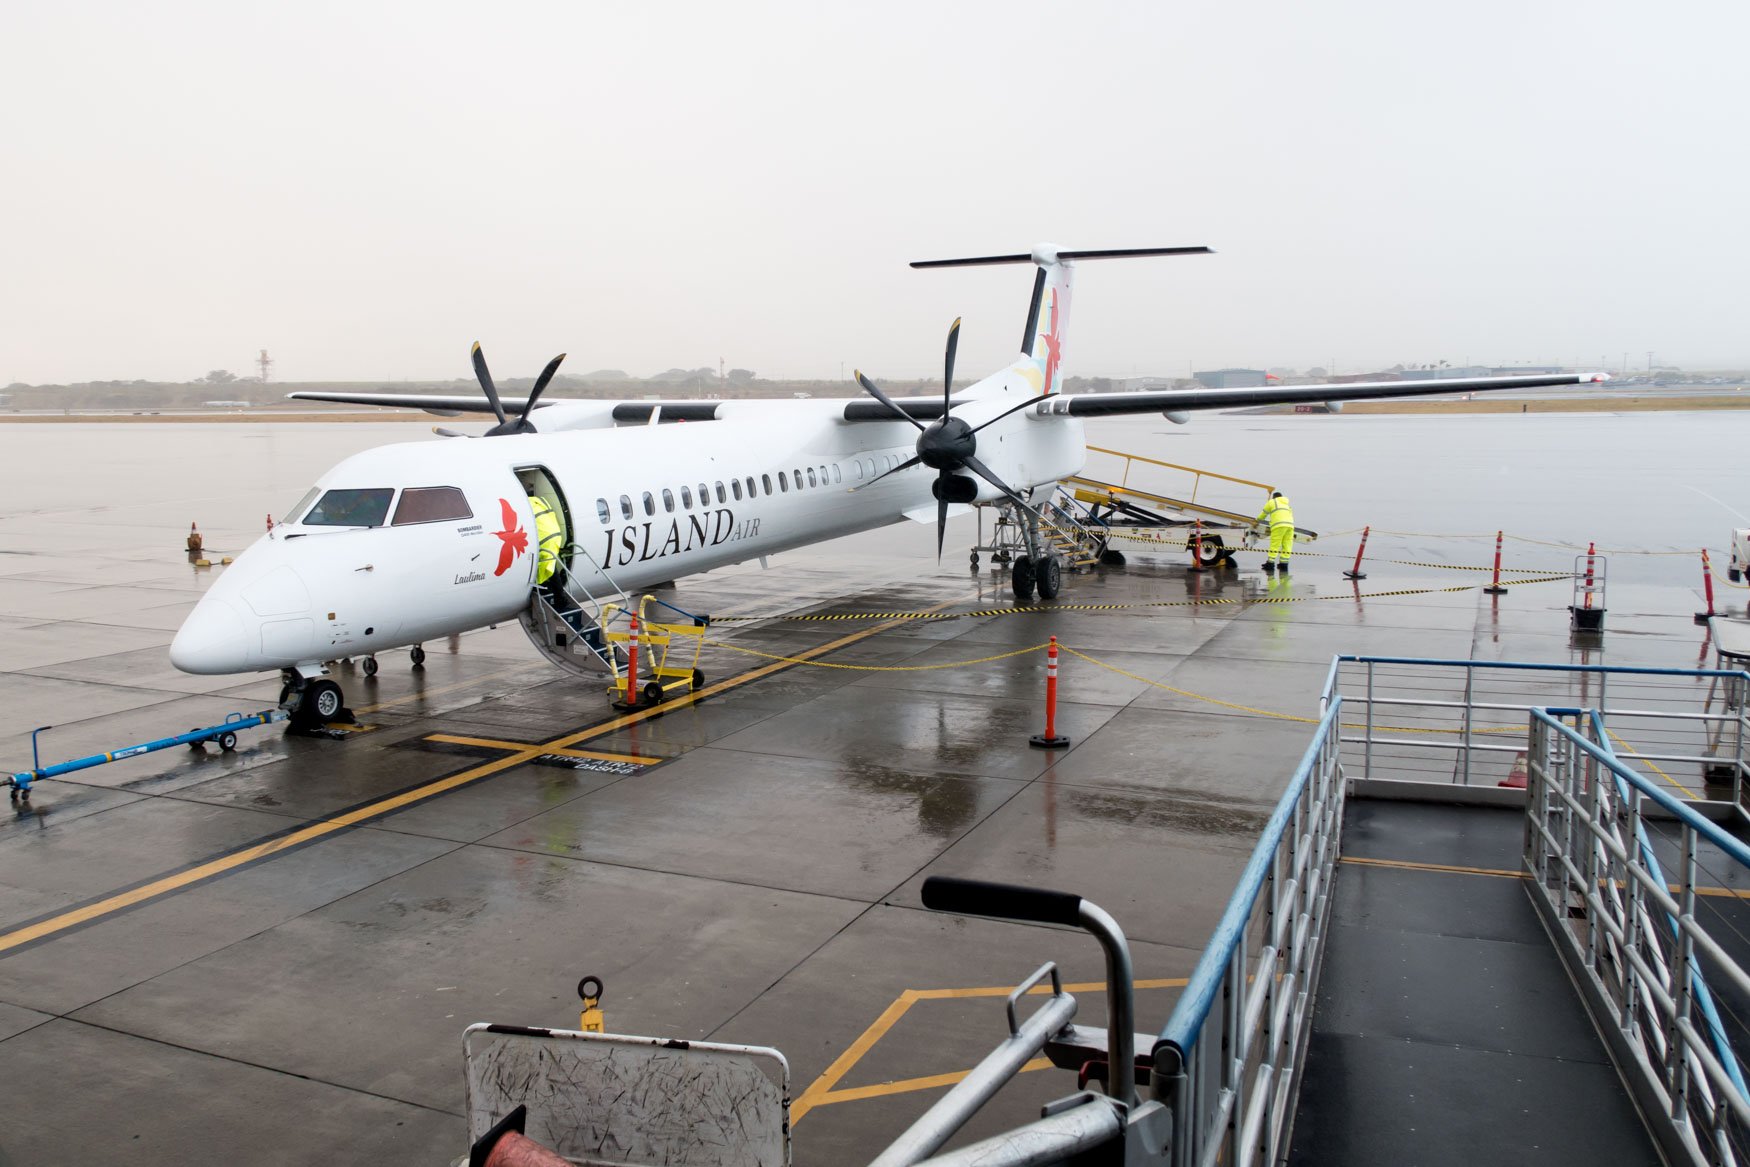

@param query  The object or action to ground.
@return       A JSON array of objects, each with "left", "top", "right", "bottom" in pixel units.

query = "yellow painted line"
[
  {"left": 0, "top": 749, "right": 536, "bottom": 956},
  {"left": 818, "top": 1058, "right": 1055, "bottom": 1106},
  {"left": 1342, "top": 855, "right": 1525, "bottom": 880},
  {"left": 792, "top": 976, "right": 1187, "bottom": 1124},
  {"left": 1342, "top": 855, "right": 1750, "bottom": 900},
  {"left": 1, "top": 593, "right": 973, "bottom": 957},
  {"left": 423, "top": 733, "right": 660, "bottom": 766}
]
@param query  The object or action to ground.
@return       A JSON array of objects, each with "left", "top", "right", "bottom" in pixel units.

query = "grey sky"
[{"left": 4, "top": 0, "right": 1746, "bottom": 385}]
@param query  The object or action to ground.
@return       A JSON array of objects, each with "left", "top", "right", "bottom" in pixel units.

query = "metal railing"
[
  {"left": 1526, "top": 707, "right": 1750, "bottom": 1166},
  {"left": 1322, "top": 655, "right": 1750, "bottom": 803},
  {"left": 1150, "top": 699, "right": 1346, "bottom": 1167}
]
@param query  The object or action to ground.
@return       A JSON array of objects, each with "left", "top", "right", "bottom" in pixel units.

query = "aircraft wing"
[
  {"left": 285, "top": 391, "right": 553, "bottom": 416},
  {"left": 1056, "top": 373, "right": 1607, "bottom": 417}
]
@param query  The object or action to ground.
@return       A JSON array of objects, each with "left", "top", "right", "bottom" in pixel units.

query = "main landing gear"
[
  {"left": 1010, "top": 554, "right": 1064, "bottom": 602},
  {"left": 1004, "top": 503, "right": 1063, "bottom": 603}
]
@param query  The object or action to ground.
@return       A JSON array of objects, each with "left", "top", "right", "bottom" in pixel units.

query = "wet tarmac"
[{"left": 0, "top": 409, "right": 1745, "bottom": 1163}]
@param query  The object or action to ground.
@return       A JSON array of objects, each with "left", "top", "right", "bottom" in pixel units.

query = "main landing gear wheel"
[
  {"left": 1035, "top": 555, "right": 1063, "bottom": 600},
  {"left": 1011, "top": 556, "right": 1037, "bottom": 602},
  {"left": 362, "top": 656, "right": 379, "bottom": 678},
  {"left": 410, "top": 645, "right": 426, "bottom": 667}
]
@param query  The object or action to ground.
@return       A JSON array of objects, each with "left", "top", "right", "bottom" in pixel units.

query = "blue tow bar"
[{"left": 6, "top": 709, "right": 288, "bottom": 799}]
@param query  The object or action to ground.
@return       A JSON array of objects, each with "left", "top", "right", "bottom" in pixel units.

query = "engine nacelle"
[{"left": 933, "top": 474, "right": 980, "bottom": 505}]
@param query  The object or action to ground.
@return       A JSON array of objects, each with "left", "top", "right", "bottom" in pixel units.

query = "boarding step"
[{"left": 518, "top": 589, "right": 615, "bottom": 677}]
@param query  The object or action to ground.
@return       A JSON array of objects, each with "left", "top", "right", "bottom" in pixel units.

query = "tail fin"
[{"left": 910, "top": 244, "right": 1211, "bottom": 397}]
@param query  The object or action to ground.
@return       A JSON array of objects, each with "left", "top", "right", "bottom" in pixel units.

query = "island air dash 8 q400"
[{"left": 169, "top": 245, "right": 1607, "bottom": 725}]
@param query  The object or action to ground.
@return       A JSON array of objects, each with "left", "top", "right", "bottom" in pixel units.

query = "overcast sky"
[{"left": 4, "top": 0, "right": 1746, "bottom": 385}]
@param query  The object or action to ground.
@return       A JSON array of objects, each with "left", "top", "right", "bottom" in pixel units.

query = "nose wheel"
[{"left": 281, "top": 673, "right": 350, "bottom": 730}]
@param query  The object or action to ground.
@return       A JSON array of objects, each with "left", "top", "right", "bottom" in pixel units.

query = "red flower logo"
[{"left": 492, "top": 497, "right": 528, "bottom": 576}]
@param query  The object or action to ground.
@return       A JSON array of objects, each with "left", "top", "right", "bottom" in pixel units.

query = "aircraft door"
[{"left": 516, "top": 466, "right": 572, "bottom": 593}]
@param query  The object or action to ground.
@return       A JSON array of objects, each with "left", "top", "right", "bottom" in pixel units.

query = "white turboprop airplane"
[{"left": 169, "top": 245, "right": 1607, "bottom": 725}]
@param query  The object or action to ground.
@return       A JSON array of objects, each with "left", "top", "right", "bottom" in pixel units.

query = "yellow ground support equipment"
[
  {"left": 603, "top": 594, "right": 708, "bottom": 706},
  {"left": 1066, "top": 446, "right": 1319, "bottom": 566}
]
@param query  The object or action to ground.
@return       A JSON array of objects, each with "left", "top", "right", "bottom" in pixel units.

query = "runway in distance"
[{"left": 168, "top": 244, "right": 1608, "bottom": 724}]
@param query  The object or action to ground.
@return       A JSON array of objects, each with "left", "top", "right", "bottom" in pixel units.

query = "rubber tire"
[
  {"left": 692, "top": 668, "right": 706, "bottom": 690},
  {"left": 410, "top": 645, "right": 426, "bottom": 667},
  {"left": 304, "top": 680, "right": 344, "bottom": 724},
  {"left": 1101, "top": 548, "right": 1127, "bottom": 566},
  {"left": 1036, "top": 555, "right": 1063, "bottom": 600},
  {"left": 969, "top": 553, "right": 979, "bottom": 571},
  {"left": 1195, "top": 535, "right": 1225, "bottom": 567},
  {"left": 218, "top": 731, "right": 238, "bottom": 752},
  {"left": 1011, "top": 556, "right": 1037, "bottom": 602},
  {"left": 362, "top": 656, "right": 379, "bottom": 677},
  {"left": 642, "top": 681, "right": 664, "bottom": 706}
]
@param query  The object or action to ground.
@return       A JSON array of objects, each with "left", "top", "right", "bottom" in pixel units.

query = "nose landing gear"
[{"left": 280, "top": 672, "right": 353, "bottom": 731}]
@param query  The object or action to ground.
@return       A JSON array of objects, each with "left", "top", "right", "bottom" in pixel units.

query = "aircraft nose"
[{"left": 170, "top": 595, "right": 250, "bottom": 674}]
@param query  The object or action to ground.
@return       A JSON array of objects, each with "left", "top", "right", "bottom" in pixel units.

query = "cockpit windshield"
[{"left": 301, "top": 487, "right": 395, "bottom": 528}]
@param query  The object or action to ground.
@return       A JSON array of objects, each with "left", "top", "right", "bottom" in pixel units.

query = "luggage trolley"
[{"left": 603, "top": 594, "right": 708, "bottom": 706}]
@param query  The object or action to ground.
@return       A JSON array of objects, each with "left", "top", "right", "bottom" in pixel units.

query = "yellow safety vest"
[
  {"left": 530, "top": 496, "right": 564, "bottom": 584},
  {"left": 1258, "top": 495, "right": 1294, "bottom": 529}
]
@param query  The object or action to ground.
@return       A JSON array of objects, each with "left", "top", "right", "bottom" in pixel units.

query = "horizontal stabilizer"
[{"left": 911, "top": 246, "right": 1212, "bottom": 269}]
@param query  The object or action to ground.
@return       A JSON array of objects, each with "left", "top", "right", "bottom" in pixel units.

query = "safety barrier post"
[
  {"left": 624, "top": 617, "right": 641, "bottom": 707},
  {"left": 1186, "top": 518, "right": 1207, "bottom": 573},
  {"left": 1583, "top": 542, "right": 1597, "bottom": 608},
  {"left": 186, "top": 522, "right": 203, "bottom": 554},
  {"left": 1342, "top": 525, "right": 1370, "bottom": 580},
  {"left": 265, "top": 513, "right": 274, "bottom": 533},
  {"left": 1696, "top": 549, "right": 1718, "bottom": 625},
  {"left": 1483, "top": 530, "right": 1508, "bottom": 595},
  {"left": 1029, "top": 636, "right": 1070, "bottom": 749}
]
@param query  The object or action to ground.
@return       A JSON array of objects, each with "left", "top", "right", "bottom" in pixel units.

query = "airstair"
[{"left": 516, "top": 549, "right": 622, "bottom": 677}]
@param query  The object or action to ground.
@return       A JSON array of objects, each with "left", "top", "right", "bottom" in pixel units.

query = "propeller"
[
  {"left": 467, "top": 342, "right": 567, "bottom": 437},
  {"left": 851, "top": 319, "right": 1048, "bottom": 559}
]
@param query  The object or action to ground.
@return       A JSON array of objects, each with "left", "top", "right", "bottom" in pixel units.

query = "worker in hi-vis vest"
[
  {"left": 526, "top": 484, "right": 566, "bottom": 588},
  {"left": 1255, "top": 490, "right": 1295, "bottom": 573}
]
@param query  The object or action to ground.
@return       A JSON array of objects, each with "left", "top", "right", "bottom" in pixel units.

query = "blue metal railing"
[
  {"left": 1150, "top": 698, "right": 1346, "bottom": 1167},
  {"left": 1528, "top": 708, "right": 1750, "bottom": 1165}
]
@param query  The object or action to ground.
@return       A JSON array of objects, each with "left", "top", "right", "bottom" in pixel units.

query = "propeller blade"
[
  {"left": 518, "top": 352, "right": 567, "bottom": 425},
  {"left": 855, "top": 370, "right": 926, "bottom": 432},
  {"left": 962, "top": 453, "right": 1034, "bottom": 513},
  {"left": 943, "top": 317, "right": 961, "bottom": 412},
  {"left": 847, "top": 454, "right": 922, "bottom": 492},
  {"left": 968, "top": 391, "right": 1050, "bottom": 436},
  {"left": 470, "top": 342, "right": 510, "bottom": 427},
  {"left": 936, "top": 490, "right": 949, "bottom": 561}
]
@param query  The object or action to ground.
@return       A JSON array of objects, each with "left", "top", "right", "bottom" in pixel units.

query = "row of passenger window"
[{"left": 595, "top": 453, "right": 907, "bottom": 524}]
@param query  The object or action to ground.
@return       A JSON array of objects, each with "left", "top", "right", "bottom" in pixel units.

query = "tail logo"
[
  {"left": 492, "top": 498, "right": 529, "bottom": 576},
  {"left": 1038, "top": 288, "right": 1063, "bottom": 394}
]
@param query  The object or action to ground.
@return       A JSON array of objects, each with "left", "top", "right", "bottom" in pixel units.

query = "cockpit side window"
[
  {"left": 303, "top": 487, "right": 394, "bottom": 527},
  {"left": 285, "top": 487, "right": 321, "bottom": 525},
  {"left": 391, "top": 486, "right": 473, "bottom": 526}
]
